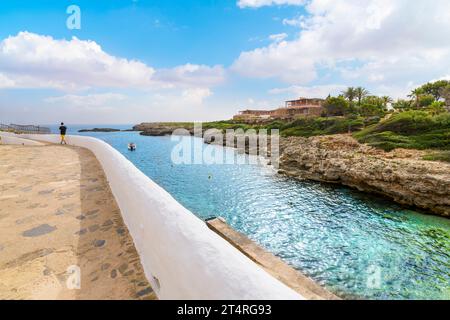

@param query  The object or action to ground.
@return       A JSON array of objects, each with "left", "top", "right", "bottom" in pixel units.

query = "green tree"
[
  {"left": 381, "top": 96, "right": 393, "bottom": 108},
  {"left": 323, "top": 96, "right": 350, "bottom": 116},
  {"left": 440, "top": 85, "right": 450, "bottom": 110},
  {"left": 408, "top": 87, "right": 425, "bottom": 106},
  {"left": 342, "top": 87, "right": 357, "bottom": 104},
  {"left": 355, "top": 87, "right": 370, "bottom": 105},
  {"left": 357, "top": 96, "right": 385, "bottom": 117},
  {"left": 362, "top": 96, "right": 385, "bottom": 108},
  {"left": 417, "top": 94, "right": 435, "bottom": 108},
  {"left": 392, "top": 99, "right": 412, "bottom": 111},
  {"left": 419, "top": 80, "right": 450, "bottom": 100},
  {"left": 427, "top": 101, "right": 446, "bottom": 116}
]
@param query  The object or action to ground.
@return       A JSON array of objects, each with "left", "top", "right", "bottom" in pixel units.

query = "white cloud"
[
  {"left": 282, "top": 16, "right": 304, "bottom": 27},
  {"left": 269, "top": 84, "right": 347, "bottom": 98},
  {"left": 44, "top": 88, "right": 212, "bottom": 113},
  {"left": 237, "top": 0, "right": 306, "bottom": 8},
  {"left": 45, "top": 93, "right": 126, "bottom": 107},
  {"left": 32, "top": 87, "right": 217, "bottom": 125},
  {"left": 232, "top": 40, "right": 317, "bottom": 84},
  {"left": 233, "top": 0, "right": 450, "bottom": 98},
  {"left": 0, "top": 32, "right": 228, "bottom": 124},
  {"left": 0, "top": 73, "right": 15, "bottom": 88},
  {"left": 432, "top": 75, "right": 450, "bottom": 82},
  {"left": 0, "top": 32, "right": 225, "bottom": 91},
  {"left": 154, "top": 64, "right": 225, "bottom": 88},
  {"left": 0, "top": 32, "right": 155, "bottom": 90},
  {"left": 181, "top": 88, "right": 213, "bottom": 105},
  {"left": 269, "top": 33, "right": 288, "bottom": 42}
]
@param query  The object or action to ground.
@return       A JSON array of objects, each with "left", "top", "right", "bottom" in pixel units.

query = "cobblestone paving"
[{"left": 0, "top": 144, "right": 156, "bottom": 300}]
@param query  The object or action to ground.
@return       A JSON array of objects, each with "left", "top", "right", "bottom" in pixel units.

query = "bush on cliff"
[
  {"left": 278, "top": 117, "right": 364, "bottom": 137},
  {"left": 354, "top": 111, "right": 450, "bottom": 151},
  {"left": 423, "top": 151, "right": 450, "bottom": 163},
  {"left": 201, "top": 117, "right": 365, "bottom": 137}
]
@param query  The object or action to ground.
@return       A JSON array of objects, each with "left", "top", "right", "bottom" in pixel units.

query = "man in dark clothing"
[{"left": 59, "top": 122, "right": 67, "bottom": 144}]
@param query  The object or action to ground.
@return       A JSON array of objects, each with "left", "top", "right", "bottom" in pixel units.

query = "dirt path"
[{"left": 0, "top": 144, "right": 156, "bottom": 299}]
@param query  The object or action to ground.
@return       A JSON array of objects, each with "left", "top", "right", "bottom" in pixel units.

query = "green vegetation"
[
  {"left": 354, "top": 111, "right": 450, "bottom": 151},
  {"left": 276, "top": 117, "right": 364, "bottom": 137},
  {"left": 151, "top": 81, "right": 450, "bottom": 154},
  {"left": 323, "top": 81, "right": 450, "bottom": 152},
  {"left": 201, "top": 117, "right": 364, "bottom": 137},
  {"left": 407, "top": 80, "right": 450, "bottom": 109},
  {"left": 322, "top": 96, "right": 350, "bottom": 116},
  {"left": 202, "top": 121, "right": 256, "bottom": 131},
  {"left": 149, "top": 122, "right": 194, "bottom": 128},
  {"left": 423, "top": 151, "right": 450, "bottom": 163},
  {"left": 323, "top": 87, "right": 388, "bottom": 118}
]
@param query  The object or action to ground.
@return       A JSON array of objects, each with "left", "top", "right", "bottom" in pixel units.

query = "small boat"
[{"left": 128, "top": 143, "right": 136, "bottom": 151}]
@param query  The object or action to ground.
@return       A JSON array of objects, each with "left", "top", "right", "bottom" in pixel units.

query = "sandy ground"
[{"left": 0, "top": 144, "right": 156, "bottom": 300}]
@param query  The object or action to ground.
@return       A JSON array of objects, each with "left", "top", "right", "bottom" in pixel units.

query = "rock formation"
[
  {"left": 134, "top": 123, "right": 194, "bottom": 136},
  {"left": 78, "top": 128, "right": 121, "bottom": 132},
  {"left": 279, "top": 134, "right": 450, "bottom": 217},
  {"left": 134, "top": 122, "right": 450, "bottom": 217}
]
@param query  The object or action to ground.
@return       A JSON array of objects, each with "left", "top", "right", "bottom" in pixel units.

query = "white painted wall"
[{"left": 8, "top": 133, "right": 303, "bottom": 300}]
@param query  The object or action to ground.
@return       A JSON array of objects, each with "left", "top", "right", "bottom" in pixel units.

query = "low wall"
[{"left": 11, "top": 133, "right": 302, "bottom": 300}]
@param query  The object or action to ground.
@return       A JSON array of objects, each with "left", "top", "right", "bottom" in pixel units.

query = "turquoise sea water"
[{"left": 56, "top": 125, "right": 450, "bottom": 300}]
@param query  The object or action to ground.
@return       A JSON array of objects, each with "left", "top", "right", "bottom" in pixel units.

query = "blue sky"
[
  {"left": 0, "top": 0, "right": 303, "bottom": 66},
  {"left": 0, "top": 0, "right": 449, "bottom": 124}
]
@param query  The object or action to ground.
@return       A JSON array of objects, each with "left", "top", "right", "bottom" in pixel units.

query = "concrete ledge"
[{"left": 206, "top": 217, "right": 340, "bottom": 300}]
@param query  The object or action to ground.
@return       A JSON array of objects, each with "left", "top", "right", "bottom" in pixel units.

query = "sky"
[{"left": 0, "top": 0, "right": 449, "bottom": 125}]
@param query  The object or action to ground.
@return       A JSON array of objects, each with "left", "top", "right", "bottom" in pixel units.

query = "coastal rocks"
[
  {"left": 134, "top": 123, "right": 194, "bottom": 136},
  {"left": 279, "top": 134, "right": 450, "bottom": 217},
  {"left": 203, "top": 130, "right": 274, "bottom": 156},
  {"left": 78, "top": 128, "right": 121, "bottom": 132},
  {"left": 134, "top": 122, "right": 450, "bottom": 217},
  {"left": 140, "top": 127, "right": 188, "bottom": 136}
]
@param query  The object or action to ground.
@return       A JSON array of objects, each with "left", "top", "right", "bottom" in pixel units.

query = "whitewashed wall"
[{"left": 7, "top": 133, "right": 302, "bottom": 300}]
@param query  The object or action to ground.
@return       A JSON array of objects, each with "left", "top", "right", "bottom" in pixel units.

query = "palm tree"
[
  {"left": 408, "top": 88, "right": 424, "bottom": 106},
  {"left": 381, "top": 96, "right": 393, "bottom": 108},
  {"left": 342, "top": 87, "right": 357, "bottom": 104},
  {"left": 355, "top": 87, "right": 370, "bottom": 105}
]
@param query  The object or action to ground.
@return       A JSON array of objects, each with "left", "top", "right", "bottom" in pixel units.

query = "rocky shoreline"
[
  {"left": 133, "top": 123, "right": 194, "bottom": 136},
  {"left": 134, "top": 122, "right": 450, "bottom": 218},
  {"left": 279, "top": 135, "right": 450, "bottom": 218},
  {"left": 78, "top": 128, "right": 121, "bottom": 132}
]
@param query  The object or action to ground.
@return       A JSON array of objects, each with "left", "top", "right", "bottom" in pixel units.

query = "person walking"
[{"left": 59, "top": 122, "right": 67, "bottom": 145}]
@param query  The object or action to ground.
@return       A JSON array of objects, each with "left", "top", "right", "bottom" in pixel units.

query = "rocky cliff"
[
  {"left": 134, "top": 122, "right": 450, "bottom": 217},
  {"left": 279, "top": 134, "right": 450, "bottom": 217},
  {"left": 133, "top": 123, "right": 194, "bottom": 136}
]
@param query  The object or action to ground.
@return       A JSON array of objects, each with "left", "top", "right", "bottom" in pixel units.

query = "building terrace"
[{"left": 233, "top": 98, "right": 325, "bottom": 123}]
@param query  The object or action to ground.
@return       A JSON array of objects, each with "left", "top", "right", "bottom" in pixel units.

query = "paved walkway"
[{"left": 0, "top": 144, "right": 156, "bottom": 299}]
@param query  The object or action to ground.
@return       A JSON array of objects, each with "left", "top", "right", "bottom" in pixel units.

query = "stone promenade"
[{"left": 0, "top": 144, "right": 156, "bottom": 299}]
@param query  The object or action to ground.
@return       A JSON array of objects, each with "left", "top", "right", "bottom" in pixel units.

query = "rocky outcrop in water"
[
  {"left": 279, "top": 134, "right": 450, "bottom": 217},
  {"left": 78, "top": 128, "right": 121, "bottom": 132},
  {"left": 134, "top": 123, "right": 194, "bottom": 136}
]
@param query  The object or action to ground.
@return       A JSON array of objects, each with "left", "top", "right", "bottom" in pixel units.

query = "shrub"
[
  {"left": 323, "top": 96, "right": 350, "bottom": 116},
  {"left": 279, "top": 117, "right": 364, "bottom": 137},
  {"left": 423, "top": 151, "right": 450, "bottom": 163},
  {"left": 354, "top": 111, "right": 450, "bottom": 151}
]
